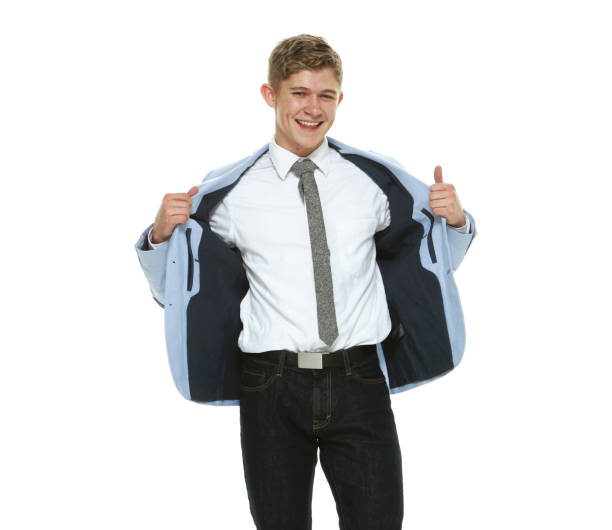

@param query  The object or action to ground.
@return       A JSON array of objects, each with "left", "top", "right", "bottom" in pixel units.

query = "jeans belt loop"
[
  {"left": 342, "top": 350, "right": 351, "bottom": 375},
  {"left": 276, "top": 351, "right": 286, "bottom": 376},
  {"left": 297, "top": 351, "right": 324, "bottom": 369}
]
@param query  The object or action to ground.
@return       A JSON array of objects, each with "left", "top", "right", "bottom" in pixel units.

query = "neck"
[{"left": 274, "top": 135, "right": 324, "bottom": 158}]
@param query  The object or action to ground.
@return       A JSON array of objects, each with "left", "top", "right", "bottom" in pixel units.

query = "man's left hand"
[{"left": 429, "top": 165, "right": 466, "bottom": 228}]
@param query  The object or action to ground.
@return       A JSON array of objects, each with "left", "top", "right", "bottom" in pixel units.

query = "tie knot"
[{"left": 291, "top": 158, "right": 317, "bottom": 178}]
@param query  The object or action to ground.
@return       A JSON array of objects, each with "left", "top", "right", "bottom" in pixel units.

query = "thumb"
[
  {"left": 434, "top": 165, "right": 443, "bottom": 184},
  {"left": 187, "top": 185, "right": 199, "bottom": 197}
]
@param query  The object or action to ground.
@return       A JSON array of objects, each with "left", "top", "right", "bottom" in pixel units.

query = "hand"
[
  {"left": 151, "top": 186, "right": 199, "bottom": 244},
  {"left": 429, "top": 166, "right": 466, "bottom": 228}
]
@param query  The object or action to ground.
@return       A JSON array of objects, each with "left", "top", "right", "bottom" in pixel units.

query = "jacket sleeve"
[
  {"left": 445, "top": 209, "right": 477, "bottom": 271},
  {"left": 134, "top": 223, "right": 167, "bottom": 307}
]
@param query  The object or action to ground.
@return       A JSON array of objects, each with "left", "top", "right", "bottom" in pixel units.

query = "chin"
[{"left": 296, "top": 131, "right": 325, "bottom": 146}]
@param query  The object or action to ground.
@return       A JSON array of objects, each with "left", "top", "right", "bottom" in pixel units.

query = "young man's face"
[{"left": 261, "top": 67, "right": 343, "bottom": 157}]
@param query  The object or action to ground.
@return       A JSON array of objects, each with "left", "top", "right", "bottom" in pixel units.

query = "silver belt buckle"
[{"left": 297, "top": 351, "right": 323, "bottom": 369}]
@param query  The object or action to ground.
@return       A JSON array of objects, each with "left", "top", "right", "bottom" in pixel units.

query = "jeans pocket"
[
  {"left": 349, "top": 356, "right": 387, "bottom": 385},
  {"left": 239, "top": 358, "right": 278, "bottom": 392}
]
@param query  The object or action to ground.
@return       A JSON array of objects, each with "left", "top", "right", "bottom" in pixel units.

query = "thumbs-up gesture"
[
  {"left": 429, "top": 166, "right": 466, "bottom": 228},
  {"left": 151, "top": 186, "right": 199, "bottom": 244}
]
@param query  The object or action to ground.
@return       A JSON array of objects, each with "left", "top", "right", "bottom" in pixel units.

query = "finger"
[
  {"left": 432, "top": 206, "right": 450, "bottom": 217},
  {"left": 434, "top": 165, "right": 443, "bottom": 184},
  {"left": 165, "top": 192, "right": 193, "bottom": 200},
  {"left": 168, "top": 214, "right": 189, "bottom": 225},
  {"left": 163, "top": 194, "right": 192, "bottom": 207},
  {"left": 429, "top": 183, "right": 453, "bottom": 192},
  {"left": 165, "top": 195, "right": 194, "bottom": 208},
  {"left": 430, "top": 198, "right": 452, "bottom": 207},
  {"left": 187, "top": 186, "right": 199, "bottom": 197},
  {"left": 166, "top": 205, "right": 192, "bottom": 216},
  {"left": 429, "top": 191, "right": 450, "bottom": 201}
]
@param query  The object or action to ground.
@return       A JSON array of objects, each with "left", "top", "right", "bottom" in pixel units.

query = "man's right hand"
[{"left": 151, "top": 186, "right": 199, "bottom": 244}]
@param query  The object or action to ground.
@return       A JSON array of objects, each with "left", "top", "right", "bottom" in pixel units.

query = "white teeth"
[{"left": 297, "top": 120, "right": 319, "bottom": 127}]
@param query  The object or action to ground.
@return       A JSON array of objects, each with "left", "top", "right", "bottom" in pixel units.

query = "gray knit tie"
[{"left": 291, "top": 158, "right": 338, "bottom": 347}]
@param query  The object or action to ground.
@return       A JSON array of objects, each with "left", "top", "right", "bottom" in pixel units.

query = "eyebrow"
[{"left": 289, "top": 86, "right": 338, "bottom": 95}]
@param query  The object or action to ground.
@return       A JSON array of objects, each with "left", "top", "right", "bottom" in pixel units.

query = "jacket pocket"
[
  {"left": 186, "top": 228, "right": 194, "bottom": 291},
  {"left": 420, "top": 209, "right": 437, "bottom": 264}
]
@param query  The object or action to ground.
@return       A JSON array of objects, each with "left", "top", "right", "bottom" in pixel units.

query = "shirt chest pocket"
[{"left": 333, "top": 217, "right": 378, "bottom": 276}]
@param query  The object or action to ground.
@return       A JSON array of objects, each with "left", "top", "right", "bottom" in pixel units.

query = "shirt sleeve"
[
  {"left": 447, "top": 214, "right": 471, "bottom": 234},
  {"left": 147, "top": 228, "right": 167, "bottom": 249},
  {"left": 376, "top": 192, "right": 391, "bottom": 232},
  {"left": 209, "top": 199, "right": 235, "bottom": 246}
]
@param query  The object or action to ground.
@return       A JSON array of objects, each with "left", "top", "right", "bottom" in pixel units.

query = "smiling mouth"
[{"left": 296, "top": 119, "right": 323, "bottom": 130}]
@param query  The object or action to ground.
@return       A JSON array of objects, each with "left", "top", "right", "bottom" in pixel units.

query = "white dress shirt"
[{"left": 149, "top": 136, "right": 470, "bottom": 354}]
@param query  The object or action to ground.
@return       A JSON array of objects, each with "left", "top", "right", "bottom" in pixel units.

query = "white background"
[{"left": 2, "top": 0, "right": 611, "bottom": 528}]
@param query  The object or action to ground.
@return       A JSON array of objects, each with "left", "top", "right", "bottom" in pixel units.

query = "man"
[{"left": 135, "top": 34, "right": 476, "bottom": 530}]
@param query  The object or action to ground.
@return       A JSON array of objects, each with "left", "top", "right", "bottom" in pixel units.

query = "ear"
[
  {"left": 337, "top": 91, "right": 343, "bottom": 105},
  {"left": 260, "top": 83, "right": 276, "bottom": 108}
]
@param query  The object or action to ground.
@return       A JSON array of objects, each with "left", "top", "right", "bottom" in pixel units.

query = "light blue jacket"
[{"left": 135, "top": 137, "right": 477, "bottom": 405}]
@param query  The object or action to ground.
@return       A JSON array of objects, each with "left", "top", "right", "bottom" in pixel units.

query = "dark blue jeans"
[{"left": 239, "top": 348, "right": 403, "bottom": 530}]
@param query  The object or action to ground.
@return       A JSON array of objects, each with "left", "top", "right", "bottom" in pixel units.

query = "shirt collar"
[{"left": 268, "top": 135, "right": 331, "bottom": 180}]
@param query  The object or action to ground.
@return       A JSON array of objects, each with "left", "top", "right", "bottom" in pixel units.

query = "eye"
[{"left": 292, "top": 92, "right": 306, "bottom": 96}]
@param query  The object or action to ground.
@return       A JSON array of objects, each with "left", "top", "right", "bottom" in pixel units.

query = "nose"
[{"left": 304, "top": 95, "right": 321, "bottom": 116}]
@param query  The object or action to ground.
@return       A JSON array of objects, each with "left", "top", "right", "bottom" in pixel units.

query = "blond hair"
[{"left": 268, "top": 34, "right": 343, "bottom": 91}]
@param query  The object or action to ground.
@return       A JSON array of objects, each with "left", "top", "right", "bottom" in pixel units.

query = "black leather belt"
[{"left": 240, "top": 344, "right": 377, "bottom": 369}]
